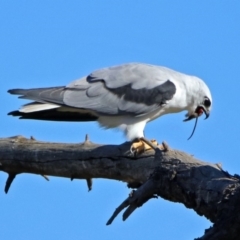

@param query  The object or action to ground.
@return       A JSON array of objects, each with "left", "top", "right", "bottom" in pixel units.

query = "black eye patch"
[{"left": 203, "top": 97, "right": 211, "bottom": 107}]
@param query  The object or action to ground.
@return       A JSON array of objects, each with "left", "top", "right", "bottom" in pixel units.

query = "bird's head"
[
  {"left": 183, "top": 80, "right": 212, "bottom": 139},
  {"left": 184, "top": 95, "right": 211, "bottom": 122}
]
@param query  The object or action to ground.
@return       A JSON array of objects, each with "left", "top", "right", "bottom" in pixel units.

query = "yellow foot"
[{"left": 131, "top": 139, "right": 158, "bottom": 156}]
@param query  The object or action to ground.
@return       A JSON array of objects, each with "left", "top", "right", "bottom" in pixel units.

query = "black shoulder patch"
[{"left": 106, "top": 80, "right": 176, "bottom": 106}]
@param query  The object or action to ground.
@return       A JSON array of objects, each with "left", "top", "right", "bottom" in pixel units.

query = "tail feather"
[
  {"left": 8, "top": 87, "right": 65, "bottom": 104},
  {"left": 18, "top": 102, "right": 60, "bottom": 113},
  {"left": 8, "top": 87, "right": 98, "bottom": 122},
  {"left": 8, "top": 108, "right": 98, "bottom": 122}
]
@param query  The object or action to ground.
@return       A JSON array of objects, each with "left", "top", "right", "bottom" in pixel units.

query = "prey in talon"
[{"left": 8, "top": 63, "right": 212, "bottom": 154}]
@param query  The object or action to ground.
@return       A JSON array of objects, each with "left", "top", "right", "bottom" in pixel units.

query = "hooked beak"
[
  {"left": 202, "top": 107, "right": 210, "bottom": 119},
  {"left": 184, "top": 105, "right": 210, "bottom": 122}
]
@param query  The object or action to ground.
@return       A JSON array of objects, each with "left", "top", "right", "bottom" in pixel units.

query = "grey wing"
[{"left": 64, "top": 63, "right": 176, "bottom": 116}]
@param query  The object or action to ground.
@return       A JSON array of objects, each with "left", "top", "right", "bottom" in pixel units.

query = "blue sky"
[{"left": 1, "top": 1, "right": 240, "bottom": 239}]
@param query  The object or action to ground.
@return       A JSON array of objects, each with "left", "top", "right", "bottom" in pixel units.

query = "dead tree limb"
[{"left": 0, "top": 135, "right": 240, "bottom": 240}]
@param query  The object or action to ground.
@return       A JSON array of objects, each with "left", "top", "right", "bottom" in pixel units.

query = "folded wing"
[{"left": 8, "top": 63, "right": 176, "bottom": 121}]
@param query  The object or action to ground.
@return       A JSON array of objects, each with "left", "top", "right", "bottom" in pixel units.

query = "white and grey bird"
[{"left": 8, "top": 63, "right": 212, "bottom": 151}]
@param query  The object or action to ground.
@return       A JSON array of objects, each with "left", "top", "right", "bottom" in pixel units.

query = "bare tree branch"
[{"left": 0, "top": 135, "right": 240, "bottom": 239}]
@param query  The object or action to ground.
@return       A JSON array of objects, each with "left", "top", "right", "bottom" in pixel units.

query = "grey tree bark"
[{"left": 0, "top": 135, "right": 239, "bottom": 240}]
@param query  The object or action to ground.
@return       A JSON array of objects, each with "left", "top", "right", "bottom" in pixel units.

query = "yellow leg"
[{"left": 131, "top": 138, "right": 158, "bottom": 155}]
